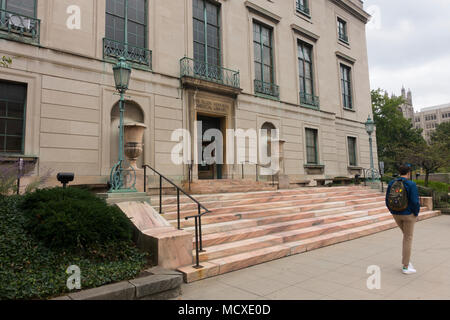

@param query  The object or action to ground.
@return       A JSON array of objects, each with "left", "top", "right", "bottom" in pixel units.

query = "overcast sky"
[{"left": 364, "top": 0, "right": 450, "bottom": 111}]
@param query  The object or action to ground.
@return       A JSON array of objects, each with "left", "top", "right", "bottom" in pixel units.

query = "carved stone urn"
[{"left": 124, "top": 122, "right": 147, "bottom": 169}]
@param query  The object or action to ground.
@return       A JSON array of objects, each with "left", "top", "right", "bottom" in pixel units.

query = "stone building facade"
[
  {"left": 413, "top": 104, "right": 450, "bottom": 141},
  {"left": 0, "top": 0, "right": 377, "bottom": 188}
]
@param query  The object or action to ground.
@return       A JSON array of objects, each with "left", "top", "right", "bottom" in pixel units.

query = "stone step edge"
[
  {"left": 162, "top": 195, "right": 386, "bottom": 218},
  {"left": 197, "top": 211, "right": 393, "bottom": 248},
  {"left": 194, "top": 209, "right": 434, "bottom": 262},
  {"left": 160, "top": 190, "right": 383, "bottom": 212},
  {"left": 154, "top": 186, "right": 373, "bottom": 204},
  {"left": 179, "top": 204, "right": 390, "bottom": 234},
  {"left": 168, "top": 200, "right": 389, "bottom": 228},
  {"left": 178, "top": 211, "right": 440, "bottom": 283},
  {"left": 53, "top": 267, "right": 183, "bottom": 300}
]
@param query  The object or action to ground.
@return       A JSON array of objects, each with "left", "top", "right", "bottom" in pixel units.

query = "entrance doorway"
[{"left": 198, "top": 114, "right": 224, "bottom": 180}]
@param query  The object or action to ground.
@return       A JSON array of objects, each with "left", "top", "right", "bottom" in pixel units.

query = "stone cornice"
[
  {"left": 335, "top": 51, "right": 356, "bottom": 64},
  {"left": 244, "top": 1, "right": 281, "bottom": 24},
  {"left": 290, "top": 24, "right": 320, "bottom": 42},
  {"left": 329, "top": 0, "right": 371, "bottom": 24}
]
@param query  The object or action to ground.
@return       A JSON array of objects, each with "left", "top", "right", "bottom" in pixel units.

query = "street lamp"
[
  {"left": 365, "top": 115, "right": 376, "bottom": 181},
  {"left": 109, "top": 57, "right": 134, "bottom": 192}
]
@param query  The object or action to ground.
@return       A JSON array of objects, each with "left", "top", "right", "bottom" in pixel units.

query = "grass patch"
[
  {"left": 414, "top": 180, "right": 449, "bottom": 193},
  {"left": 0, "top": 194, "right": 147, "bottom": 300}
]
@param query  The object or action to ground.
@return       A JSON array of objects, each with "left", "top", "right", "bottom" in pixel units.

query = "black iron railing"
[
  {"left": 143, "top": 164, "right": 210, "bottom": 269},
  {"left": 180, "top": 57, "right": 240, "bottom": 88},
  {"left": 103, "top": 38, "right": 152, "bottom": 67},
  {"left": 0, "top": 9, "right": 40, "bottom": 45},
  {"left": 296, "top": 1, "right": 310, "bottom": 15}
]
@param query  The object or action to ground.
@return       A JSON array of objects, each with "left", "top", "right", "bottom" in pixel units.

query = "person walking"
[{"left": 385, "top": 165, "right": 421, "bottom": 274}]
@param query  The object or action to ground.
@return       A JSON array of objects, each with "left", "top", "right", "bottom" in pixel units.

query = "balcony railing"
[
  {"left": 300, "top": 92, "right": 320, "bottom": 109},
  {"left": 0, "top": 9, "right": 40, "bottom": 45},
  {"left": 254, "top": 79, "right": 280, "bottom": 98},
  {"left": 103, "top": 38, "right": 152, "bottom": 68},
  {"left": 296, "top": 2, "right": 310, "bottom": 16},
  {"left": 180, "top": 57, "right": 240, "bottom": 89}
]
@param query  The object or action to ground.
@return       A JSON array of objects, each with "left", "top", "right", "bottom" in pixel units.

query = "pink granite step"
[
  {"left": 162, "top": 195, "right": 385, "bottom": 220},
  {"left": 161, "top": 189, "right": 381, "bottom": 213},
  {"left": 157, "top": 186, "right": 370, "bottom": 205},
  {"left": 178, "top": 210, "right": 441, "bottom": 282},
  {"left": 170, "top": 199, "right": 388, "bottom": 228}
]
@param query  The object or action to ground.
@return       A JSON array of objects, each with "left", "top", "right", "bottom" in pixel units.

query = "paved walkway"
[{"left": 174, "top": 215, "right": 450, "bottom": 300}]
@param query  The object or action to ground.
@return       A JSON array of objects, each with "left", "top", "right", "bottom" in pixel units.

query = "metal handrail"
[
  {"left": 142, "top": 164, "right": 210, "bottom": 269},
  {"left": 180, "top": 57, "right": 240, "bottom": 88},
  {"left": 103, "top": 38, "right": 152, "bottom": 67}
]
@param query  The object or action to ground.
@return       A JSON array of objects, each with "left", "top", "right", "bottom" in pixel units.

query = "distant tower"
[{"left": 399, "top": 87, "right": 414, "bottom": 121}]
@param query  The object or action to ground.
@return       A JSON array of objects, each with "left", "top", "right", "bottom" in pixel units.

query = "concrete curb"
[{"left": 52, "top": 267, "right": 183, "bottom": 300}]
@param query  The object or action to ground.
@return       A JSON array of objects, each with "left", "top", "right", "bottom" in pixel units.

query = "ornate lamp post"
[
  {"left": 109, "top": 57, "right": 135, "bottom": 192},
  {"left": 365, "top": 115, "right": 376, "bottom": 181}
]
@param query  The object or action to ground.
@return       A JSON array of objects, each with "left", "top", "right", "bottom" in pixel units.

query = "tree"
[
  {"left": 371, "top": 89, "right": 425, "bottom": 173},
  {"left": 1, "top": 56, "right": 12, "bottom": 68}
]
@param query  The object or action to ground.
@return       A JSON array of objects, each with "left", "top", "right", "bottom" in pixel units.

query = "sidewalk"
[{"left": 174, "top": 215, "right": 450, "bottom": 300}]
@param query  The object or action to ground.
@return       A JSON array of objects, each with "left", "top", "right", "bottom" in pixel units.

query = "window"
[
  {"left": 305, "top": 128, "right": 318, "bottom": 164},
  {"left": 104, "top": 0, "right": 151, "bottom": 66},
  {"left": 1, "top": 0, "right": 36, "bottom": 17},
  {"left": 337, "top": 18, "right": 348, "bottom": 43},
  {"left": 296, "top": 0, "right": 310, "bottom": 16},
  {"left": 193, "top": 0, "right": 221, "bottom": 76},
  {"left": 0, "top": 81, "right": 27, "bottom": 154},
  {"left": 340, "top": 64, "right": 352, "bottom": 109},
  {"left": 253, "top": 21, "right": 278, "bottom": 97},
  {"left": 298, "top": 41, "right": 318, "bottom": 108},
  {"left": 106, "top": 0, "right": 146, "bottom": 48},
  {"left": 347, "top": 137, "right": 357, "bottom": 166}
]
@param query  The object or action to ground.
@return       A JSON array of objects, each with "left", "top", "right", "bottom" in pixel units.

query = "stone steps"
[
  {"left": 178, "top": 210, "right": 441, "bottom": 282},
  {"left": 162, "top": 194, "right": 385, "bottom": 220},
  {"left": 160, "top": 189, "right": 381, "bottom": 213},
  {"left": 184, "top": 179, "right": 277, "bottom": 194},
  {"left": 155, "top": 185, "right": 370, "bottom": 205},
  {"left": 170, "top": 199, "right": 389, "bottom": 228}
]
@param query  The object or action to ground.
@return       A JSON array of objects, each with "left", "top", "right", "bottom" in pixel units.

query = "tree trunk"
[{"left": 425, "top": 170, "right": 430, "bottom": 187}]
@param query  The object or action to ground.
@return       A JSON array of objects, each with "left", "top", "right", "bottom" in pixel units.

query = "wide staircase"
[{"left": 153, "top": 185, "right": 440, "bottom": 283}]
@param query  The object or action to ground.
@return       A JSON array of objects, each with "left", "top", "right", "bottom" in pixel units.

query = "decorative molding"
[
  {"left": 329, "top": 0, "right": 371, "bottom": 24},
  {"left": 336, "top": 51, "right": 356, "bottom": 64},
  {"left": 291, "top": 23, "right": 320, "bottom": 42},
  {"left": 244, "top": 1, "right": 281, "bottom": 24}
]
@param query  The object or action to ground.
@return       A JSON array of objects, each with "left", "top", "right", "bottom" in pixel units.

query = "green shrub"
[
  {"left": 0, "top": 196, "right": 147, "bottom": 300},
  {"left": 415, "top": 180, "right": 449, "bottom": 193},
  {"left": 21, "top": 187, "right": 133, "bottom": 249}
]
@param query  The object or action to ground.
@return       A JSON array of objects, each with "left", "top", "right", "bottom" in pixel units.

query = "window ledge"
[
  {"left": 348, "top": 166, "right": 362, "bottom": 170},
  {"left": 255, "top": 92, "right": 280, "bottom": 102},
  {"left": 343, "top": 107, "right": 355, "bottom": 112},
  {"left": 295, "top": 10, "right": 311, "bottom": 20},
  {"left": 304, "top": 164, "right": 325, "bottom": 169},
  {"left": 300, "top": 103, "right": 320, "bottom": 111},
  {"left": 0, "top": 154, "right": 38, "bottom": 163}
]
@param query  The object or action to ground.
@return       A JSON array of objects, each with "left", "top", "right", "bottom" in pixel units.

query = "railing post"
[
  {"left": 159, "top": 175, "right": 163, "bottom": 214},
  {"left": 242, "top": 163, "right": 244, "bottom": 179},
  {"left": 198, "top": 204, "right": 204, "bottom": 252},
  {"left": 193, "top": 216, "right": 201, "bottom": 269},
  {"left": 255, "top": 164, "right": 258, "bottom": 182},
  {"left": 177, "top": 189, "right": 181, "bottom": 230}
]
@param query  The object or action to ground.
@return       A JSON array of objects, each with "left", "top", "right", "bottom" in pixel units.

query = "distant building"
[
  {"left": 414, "top": 103, "right": 450, "bottom": 141},
  {"left": 398, "top": 87, "right": 414, "bottom": 121}
]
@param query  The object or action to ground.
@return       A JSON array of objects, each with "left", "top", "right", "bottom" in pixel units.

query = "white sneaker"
[{"left": 402, "top": 263, "right": 417, "bottom": 274}]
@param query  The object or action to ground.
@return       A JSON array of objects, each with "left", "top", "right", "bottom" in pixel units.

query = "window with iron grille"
[
  {"left": 337, "top": 18, "right": 348, "bottom": 42},
  {"left": 1, "top": 0, "right": 36, "bottom": 17},
  {"left": 253, "top": 21, "right": 278, "bottom": 97},
  {"left": 340, "top": 64, "right": 353, "bottom": 109},
  {"left": 0, "top": 81, "right": 27, "bottom": 154},
  {"left": 193, "top": 0, "right": 221, "bottom": 77},
  {"left": 106, "top": 0, "right": 147, "bottom": 49},
  {"left": 298, "top": 41, "right": 318, "bottom": 107},
  {"left": 305, "top": 128, "right": 318, "bottom": 164},
  {"left": 347, "top": 137, "right": 357, "bottom": 166}
]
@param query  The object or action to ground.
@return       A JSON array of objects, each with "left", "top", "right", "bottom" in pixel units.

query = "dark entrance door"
[{"left": 198, "top": 115, "right": 223, "bottom": 180}]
